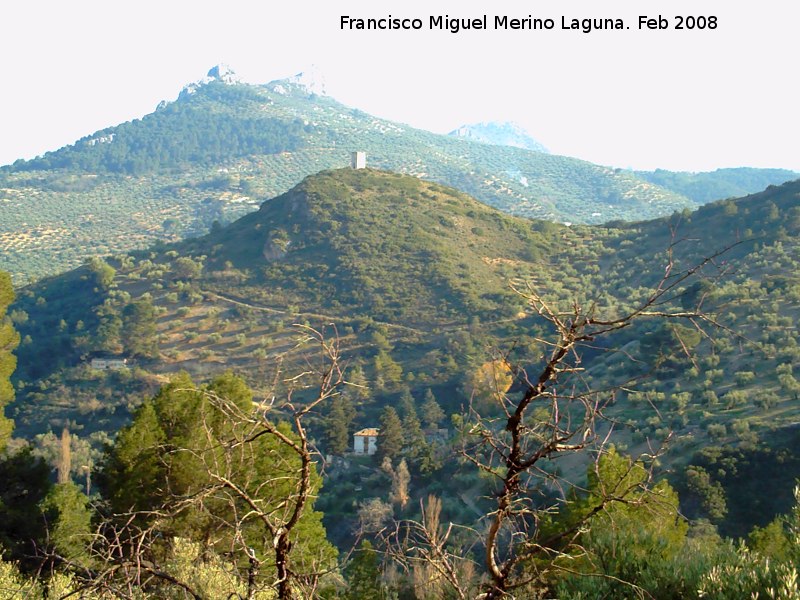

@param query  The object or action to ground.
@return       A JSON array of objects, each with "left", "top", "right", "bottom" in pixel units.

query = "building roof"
[{"left": 354, "top": 428, "right": 379, "bottom": 437}]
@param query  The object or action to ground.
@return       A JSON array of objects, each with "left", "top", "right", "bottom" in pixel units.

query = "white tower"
[{"left": 351, "top": 151, "right": 366, "bottom": 169}]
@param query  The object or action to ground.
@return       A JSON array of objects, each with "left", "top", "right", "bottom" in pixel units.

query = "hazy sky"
[{"left": 2, "top": 0, "right": 798, "bottom": 172}]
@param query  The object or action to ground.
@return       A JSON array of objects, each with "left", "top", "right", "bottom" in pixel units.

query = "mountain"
[
  {"left": 6, "top": 168, "right": 800, "bottom": 537},
  {"left": 448, "top": 121, "right": 549, "bottom": 153},
  {"left": 2, "top": 66, "right": 797, "bottom": 285},
  {"left": 636, "top": 167, "right": 800, "bottom": 204},
  {"left": 0, "top": 66, "right": 683, "bottom": 284}
]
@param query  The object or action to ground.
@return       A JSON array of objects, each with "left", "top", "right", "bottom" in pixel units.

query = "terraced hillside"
[{"left": 5, "top": 67, "right": 794, "bottom": 284}]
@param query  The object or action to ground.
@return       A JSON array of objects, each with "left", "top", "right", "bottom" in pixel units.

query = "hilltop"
[{"left": 2, "top": 65, "right": 796, "bottom": 284}]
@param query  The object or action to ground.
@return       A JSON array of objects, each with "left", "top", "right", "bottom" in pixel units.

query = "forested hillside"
[
  {"left": 637, "top": 167, "right": 800, "bottom": 204},
  {"left": 1, "top": 169, "right": 800, "bottom": 597}
]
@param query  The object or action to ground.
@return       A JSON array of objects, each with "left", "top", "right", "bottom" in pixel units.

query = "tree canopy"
[
  {"left": 0, "top": 271, "right": 20, "bottom": 451},
  {"left": 99, "top": 371, "right": 337, "bottom": 585}
]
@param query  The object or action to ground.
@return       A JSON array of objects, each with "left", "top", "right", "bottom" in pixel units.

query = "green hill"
[
  {"left": 181, "top": 168, "right": 557, "bottom": 323},
  {"left": 636, "top": 167, "right": 800, "bottom": 204}
]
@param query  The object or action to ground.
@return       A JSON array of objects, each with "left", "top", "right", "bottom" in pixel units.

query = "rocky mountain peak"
[
  {"left": 449, "top": 121, "right": 548, "bottom": 153},
  {"left": 267, "top": 65, "right": 328, "bottom": 97},
  {"left": 207, "top": 63, "right": 241, "bottom": 84},
  {"left": 179, "top": 64, "right": 242, "bottom": 100}
]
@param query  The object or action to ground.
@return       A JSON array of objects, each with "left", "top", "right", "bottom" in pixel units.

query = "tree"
[
  {"left": 398, "top": 388, "right": 416, "bottom": 420},
  {"left": 86, "top": 257, "right": 116, "bottom": 290},
  {"left": 396, "top": 389, "right": 427, "bottom": 466},
  {"left": 346, "top": 362, "right": 370, "bottom": 401},
  {"left": 92, "top": 328, "right": 343, "bottom": 599},
  {"left": 0, "top": 271, "right": 20, "bottom": 452},
  {"left": 421, "top": 388, "right": 445, "bottom": 430},
  {"left": 57, "top": 426, "right": 71, "bottom": 484},
  {"left": 384, "top": 242, "right": 735, "bottom": 598},
  {"left": 0, "top": 448, "right": 51, "bottom": 570},
  {"left": 40, "top": 482, "right": 93, "bottom": 566},
  {"left": 467, "top": 359, "right": 513, "bottom": 411},
  {"left": 324, "top": 396, "right": 353, "bottom": 455},
  {"left": 344, "top": 540, "right": 384, "bottom": 599},
  {"left": 553, "top": 448, "right": 689, "bottom": 599},
  {"left": 374, "top": 350, "right": 403, "bottom": 388},
  {"left": 171, "top": 256, "right": 203, "bottom": 281},
  {"left": 685, "top": 465, "right": 728, "bottom": 523},
  {"left": 94, "top": 300, "right": 122, "bottom": 353},
  {"left": 377, "top": 406, "right": 403, "bottom": 462},
  {"left": 121, "top": 297, "right": 158, "bottom": 358},
  {"left": 390, "top": 459, "right": 411, "bottom": 510}
]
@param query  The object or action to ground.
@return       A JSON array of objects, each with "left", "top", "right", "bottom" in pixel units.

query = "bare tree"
[
  {"left": 54, "top": 325, "right": 344, "bottom": 600},
  {"left": 57, "top": 426, "right": 71, "bottom": 485},
  {"left": 382, "top": 494, "right": 479, "bottom": 600},
  {"left": 384, "top": 242, "right": 735, "bottom": 599}
]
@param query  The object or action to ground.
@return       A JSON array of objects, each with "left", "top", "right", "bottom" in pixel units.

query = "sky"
[{"left": 1, "top": 0, "right": 799, "bottom": 172}]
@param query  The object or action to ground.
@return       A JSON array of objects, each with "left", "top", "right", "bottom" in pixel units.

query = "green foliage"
[
  {"left": 86, "top": 257, "right": 116, "bottom": 290},
  {"left": 554, "top": 448, "right": 691, "bottom": 598},
  {"left": 121, "top": 296, "right": 158, "bottom": 358},
  {"left": 2, "top": 75, "right": 749, "bottom": 283},
  {"left": 0, "top": 448, "right": 51, "bottom": 570},
  {"left": 344, "top": 540, "right": 384, "bottom": 599},
  {"left": 421, "top": 388, "right": 445, "bottom": 429},
  {"left": 171, "top": 256, "right": 203, "bottom": 281},
  {"left": 16, "top": 88, "right": 306, "bottom": 175},
  {"left": 377, "top": 406, "right": 403, "bottom": 462},
  {"left": 7, "top": 164, "right": 800, "bottom": 552},
  {"left": 0, "top": 559, "right": 41, "bottom": 598},
  {"left": 39, "top": 482, "right": 93, "bottom": 566},
  {"left": 324, "top": 396, "right": 354, "bottom": 455},
  {"left": 99, "top": 372, "right": 337, "bottom": 579},
  {"left": 0, "top": 272, "right": 19, "bottom": 450},
  {"left": 636, "top": 167, "right": 798, "bottom": 204},
  {"left": 161, "top": 537, "right": 278, "bottom": 600},
  {"left": 685, "top": 466, "right": 728, "bottom": 523},
  {"left": 749, "top": 517, "right": 791, "bottom": 561}
]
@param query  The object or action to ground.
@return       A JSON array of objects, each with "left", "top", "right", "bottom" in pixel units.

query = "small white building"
[
  {"left": 90, "top": 357, "right": 129, "bottom": 370},
  {"left": 351, "top": 151, "right": 366, "bottom": 169},
  {"left": 353, "top": 428, "right": 379, "bottom": 455}
]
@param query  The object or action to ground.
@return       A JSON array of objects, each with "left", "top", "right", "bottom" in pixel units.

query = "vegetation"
[
  {"left": 1, "top": 167, "right": 800, "bottom": 597},
  {"left": 3, "top": 73, "right": 795, "bottom": 283},
  {"left": 0, "top": 272, "right": 19, "bottom": 450},
  {"left": 637, "top": 167, "right": 799, "bottom": 204}
]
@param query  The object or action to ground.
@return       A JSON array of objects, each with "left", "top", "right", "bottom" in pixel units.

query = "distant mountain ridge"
[
  {"left": 636, "top": 167, "right": 800, "bottom": 204},
  {"left": 1, "top": 65, "right": 797, "bottom": 283}
]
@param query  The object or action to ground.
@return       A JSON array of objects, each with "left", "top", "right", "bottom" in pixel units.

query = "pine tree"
[
  {"left": 347, "top": 363, "right": 370, "bottom": 401},
  {"left": 0, "top": 449, "right": 51, "bottom": 570},
  {"left": 344, "top": 540, "right": 383, "bottom": 599},
  {"left": 0, "top": 271, "right": 20, "bottom": 452},
  {"left": 377, "top": 406, "right": 403, "bottom": 462},
  {"left": 99, "top": 372, "right": 337, "bottom": 579},
  {"left": 402, "top": 410, "right": 427, "bottom": 468},
  {"left": 374, "top": 350, "right": 403, "bottom": 388},
  {"left": 398, "top": 388, "right": 416, "bottom": 420},
  {"left": 121, "top": 297, "right": 158, "bottom": 358},
  {"left": 324, "top": 399, "right": 350, "bottom": 455},
  {"left": 421, "top": 388, "right": 445, "bottom": 430},
  {"left": 40, "top": 482, "right": 92, "bottom": 566}
]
